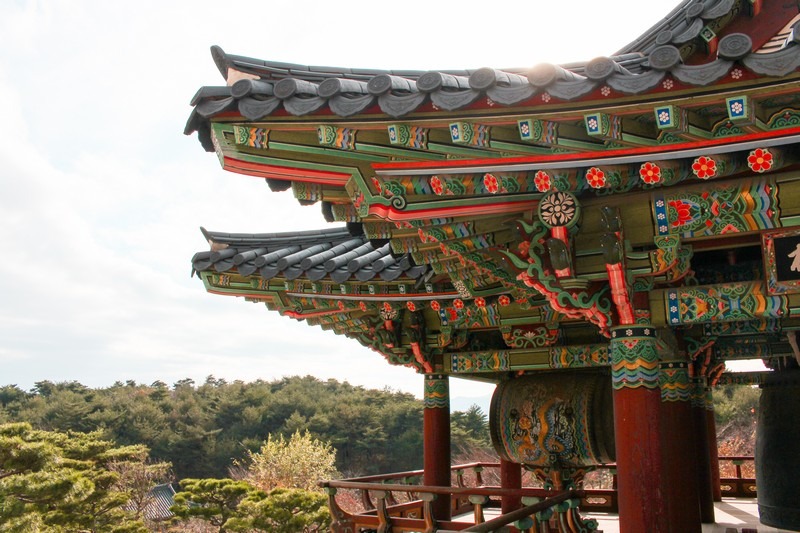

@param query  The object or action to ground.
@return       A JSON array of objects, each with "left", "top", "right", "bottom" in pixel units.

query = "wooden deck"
[
  {"left": 583, "top": 498, "right": 795, "bottom": 533},
  {"left": 323, "top": 460, "right": 795, "bottom": 532}
]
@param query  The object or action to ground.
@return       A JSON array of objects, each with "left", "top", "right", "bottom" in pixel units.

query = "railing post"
[
  {"left": 382, "top": 480, "right": 399, "bottom": 507},
  {"left": 420, "top": 492, "right": 438, "bottom": 533},
  {"left": 515, "top": 516, "right": 535, "bottom": 533},
  {"left": 522, "top": 496, "right": 542, "bottom": 533},
  {"left": 473, "top": 465, "right": 484, "bottom": 486},
  {"left": 469, "top": 494, "right": 489, "bottom": 525},
  {"left": 404, "top": 475, "right": 419, "bottom": 501},
  {"left": 323, "top": 486, "right": 355, "bottom": 533},
  {"left": 360, "top": 488, "right": 374, "bottom": 510},
  {"left": 733, "top": 459, "right": 743, "bottom": 480},
  {"left": 374, "top": 490, "right": 391, "bottom": 533}
]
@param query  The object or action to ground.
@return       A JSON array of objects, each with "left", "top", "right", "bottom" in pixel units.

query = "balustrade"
[{"left": 320, "top": 458, "right": 756, "bottom": 532}]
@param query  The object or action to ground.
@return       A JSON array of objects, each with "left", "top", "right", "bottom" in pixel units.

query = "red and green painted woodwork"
[
  {"left": 423, "top": 374, "right": 449, "bottom": 410},
  {"left": 703, "top": 318, "right": 781, "bottom": 337},
  {"left": 661, "top": 282, "right": 787, "bottom": 327},
  {"left": 654, "top": 104, "right": 711, "bottom": 143},
  {"left": 503, "top": 217, "right": 614, "bottom": 335},
  {"left": 446, "top": 343, "right": 610, "bottom": 375},
  {"left": 369, "top": 144, "right": 794, "bottom": 210},
  {"left": 584, "top": 111, "right": 656, "bottom": 147},
  {"left": 517, "top": 118, "right": 600, "bottom": 152},
  {"left": 716, "top": 371, "right": 768, "bottom": 386},
  {"left": 423, "top": 374, "right": 451, "bottom": 520},
  {"left": 317, "top": 125, "right": 357, "bottom": 151},
  {"left": 610, "top": 326, "right": 660, "bottom": 390},
  {"left": 659, "top": 361, "right": 692, "bottom": 403},
  {"left": 602, "top": 206, "right": 635, "bottom": 325},
  {"left": 653, "top": 178, "right": 780, "bottom": 238},
  {"left": 387, "top": 124, "right": 429, "bottom": 150}
]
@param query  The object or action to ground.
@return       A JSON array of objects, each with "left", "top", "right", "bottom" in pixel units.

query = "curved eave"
[{"left": 187, "top": 27, "right": 800, "bottom": 133}]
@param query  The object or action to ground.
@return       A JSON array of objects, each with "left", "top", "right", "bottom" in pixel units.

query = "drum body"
[{"left": 490, "top": 371, "right": 615, "bottom": 467}]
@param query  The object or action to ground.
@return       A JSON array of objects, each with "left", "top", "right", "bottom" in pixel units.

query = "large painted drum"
[
  {"left": 756, "top": 369, "right": 800, "bottom": 530},
  {"left": 490, "top": 371, "right": 615, "bottom": 467}
]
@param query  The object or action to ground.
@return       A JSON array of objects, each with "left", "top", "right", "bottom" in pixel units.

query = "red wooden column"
[
  {"left": 500, "top": 458, "right": 522, "bottom": 513},
  {"left": 691, "top": 376, "right": 716, "bottom": 523},
  {"left": 659, "top": 360, "right": 702, "bottom": 533},
  {"left": 705, "top": 387, "right": 722, "bottom": 502},
  {"left": 423, "top": 374, "right": 451, "bottom": 521},
  {"left": 610, "top": 325, "right": 668, "bottom": 533}
]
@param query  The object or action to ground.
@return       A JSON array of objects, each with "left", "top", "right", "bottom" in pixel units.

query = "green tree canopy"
[
  {"left": 171, "top": 477, "right": 259, "bottom": 532},
  {"left": 229, "top": 488, "right": 331, "bottom": 533},
  {"left": 0, "top": 422, "right": 151, "bottom": 532},
  {"left": 1, "top": 376, "right": 429, "bottom": 478}
]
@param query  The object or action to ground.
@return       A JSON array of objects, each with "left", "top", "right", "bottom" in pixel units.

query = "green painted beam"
[
  {"left": 268, "top": 141, "right": 388, "bottom": 163},
  {"left": 354, "top": 142, "right": 447, "bottom": 161}
]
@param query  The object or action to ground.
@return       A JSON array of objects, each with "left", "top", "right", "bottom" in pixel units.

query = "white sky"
[{"left": 1, "top": 0, "right": 691, "bottom": 403}]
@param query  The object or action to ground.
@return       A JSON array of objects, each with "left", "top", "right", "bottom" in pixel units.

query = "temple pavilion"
[{"left": 187, "top": 0, "right": 800, "bottom": 531}]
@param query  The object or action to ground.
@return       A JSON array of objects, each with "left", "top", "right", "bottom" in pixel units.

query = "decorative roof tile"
[
  {"left": 186, "top": 1, "right": 800, "bottom": 149},
  {"left": 192, "top": 226, "right": 426, "bottom": 283}
]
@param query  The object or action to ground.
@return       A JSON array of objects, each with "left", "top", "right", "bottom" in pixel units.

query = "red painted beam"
[{"left": 224, "top": 156, "right": 352, "bottom": 185}]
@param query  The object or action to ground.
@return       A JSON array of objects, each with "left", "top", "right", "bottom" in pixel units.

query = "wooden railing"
[
  {"left": 320, "top": 458, "right": 755, "bottom": 532},
  {"left": 320, "top": 463, "right": 596, "bottom": 532},
  {"left": 719, "top": 455, "right": 757, "bottom": 498}
]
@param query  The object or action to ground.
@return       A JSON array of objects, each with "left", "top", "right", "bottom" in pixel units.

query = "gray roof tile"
[
  {"left": 193, "top": 227, "right": 426, "bottom": 283},
  {"left": 185, "top": 0, "right": 800, "bottom": 136}
]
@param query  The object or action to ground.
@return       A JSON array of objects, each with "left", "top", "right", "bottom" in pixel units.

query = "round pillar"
[
  {"left": 704, "top": 386, "right": 722, "bottom": 502},
  {"left": 691, "top": 377, "right": 715, "bottom": 523},
  {"left": 500, "top": 458, "right": 522, "bottom": 514},
  {"left": 423, "top": 374, "right": 451, "bottom": 521},
  {"left": 610, "top": 325, "right": 668, "bottom": 533},
  {"left": 659, "top": 361, "right": 701, "bottom": 533}
]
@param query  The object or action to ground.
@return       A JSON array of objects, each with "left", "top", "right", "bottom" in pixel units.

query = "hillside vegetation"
[{"left": 0, "top": 376, "right": 490, "bottom": 479}]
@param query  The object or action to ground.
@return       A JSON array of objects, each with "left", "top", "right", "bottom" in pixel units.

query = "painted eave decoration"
[{"left": 187, "top": 0, "right": 800, "bottom": 384}]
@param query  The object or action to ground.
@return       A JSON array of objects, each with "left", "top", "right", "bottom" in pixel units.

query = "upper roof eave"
[{"left": 186, "top": 0, "right": 800, "bottom": 146}]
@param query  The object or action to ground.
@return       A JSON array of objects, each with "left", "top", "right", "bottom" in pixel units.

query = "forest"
[{"left": 0, "top": 375, "right": 490, "bottom": 480}]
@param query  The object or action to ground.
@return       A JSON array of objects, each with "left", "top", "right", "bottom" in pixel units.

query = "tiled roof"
[
  {"left": 192, "top": 226, "right": 428, "bottom": 283},
  {"left": 185, "top": 0, "right": 800, "bottom": 138},
  {"left": 123, "top": 483, "right": 176, "bottom": 521},
  {"left": 144, "top": 483, "right": 176, "bottom": 521}
]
